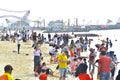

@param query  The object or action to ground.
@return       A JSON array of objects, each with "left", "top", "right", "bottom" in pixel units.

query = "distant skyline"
[{"left": 0, "top": 0, "right": 120, "bottom": 26}]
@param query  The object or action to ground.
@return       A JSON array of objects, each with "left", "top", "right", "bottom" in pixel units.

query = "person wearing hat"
[
  {"left": 0, "top": 64, "right": 14, "bottom": 80},
  {"left": 57, "top": 48, "right": 69, "bottom": 80},
  {"left": 98, "top": 51, "right": 115, "bottom": 80}
]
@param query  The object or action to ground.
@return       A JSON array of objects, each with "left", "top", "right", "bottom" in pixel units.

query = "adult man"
[
  {"left": 57, "top": 49, "right": 68, "bottom": 80},
  {"left": 0, "top": 65, "right": 14, "bottom": 80},
  {"left": 98, "top": 51, "right": 115, "bottom": 80}
]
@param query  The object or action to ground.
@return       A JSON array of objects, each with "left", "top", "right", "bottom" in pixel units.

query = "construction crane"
[{"left": 0, "top": 8, "right": 30, "bottom": 28}]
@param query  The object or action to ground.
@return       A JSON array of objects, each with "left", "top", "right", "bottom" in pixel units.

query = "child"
[
  {"left": 75, "top": 63, "right": 93, "bottom": 80},
  {"left": 0, "top": 65, "right": 14, "bottom": 80},
  {"left": 39, "top": 69, "right": 47, "bottom": 80},
  {"left": 69, "top": 48, "right": 75, "bottom": 61},
  {"left": 70, "top": 58, "right": 77, "bottom": 74},
  {"left": 77, "top": 57, "right": 83, "bottom": 67},
  {"left": 41, "top": 62, "right": 53, "bottom": 75}
]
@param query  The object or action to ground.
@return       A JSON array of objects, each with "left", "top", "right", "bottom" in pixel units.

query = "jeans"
[
  {"left": 59, "top": 68, "right": 67, "bottom": 78},
  {"left": 100, "top": 72, "right": 110, "bottom": 80},
  {"left": 34, "top": 56, "right": 40, "bottom": 71},
  {"left": 89, "top": 61, "right": 95, "bottom": 72},
  {"left": 17, "top": 44, "right": 20, "bottom": 54}
]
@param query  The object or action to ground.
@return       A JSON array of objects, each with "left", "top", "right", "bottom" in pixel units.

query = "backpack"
[{"left": 0, "top": 74, "right": 8, "bottom": 80}]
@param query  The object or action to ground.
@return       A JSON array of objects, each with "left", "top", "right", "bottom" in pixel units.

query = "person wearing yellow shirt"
[
  {"left": 58, "top": 49, "right": 68, "bottom": 80},
  {"left": 0, "top": 65, "right": 14, "bottom": 80}
]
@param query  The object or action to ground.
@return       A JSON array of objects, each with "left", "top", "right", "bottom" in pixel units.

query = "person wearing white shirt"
[
  {"left": 49, "top": 45, "right": 56, "bottom": 63},
  {"left": 16, "top": 34, "right": 21, "bottom": 54}
]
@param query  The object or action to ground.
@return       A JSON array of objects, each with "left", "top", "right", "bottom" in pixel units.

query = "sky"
[{"left": 0, "top": 0, "right": 120, "bottom": 26}]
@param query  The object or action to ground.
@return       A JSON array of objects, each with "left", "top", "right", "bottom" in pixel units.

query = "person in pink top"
[
  {"left": 70, "top": 58, "right": 77, "bottom": 74},
  {"left": 77, "top": 57, "right": 83, "bottom": 67},
  {"left": 41, "top": 62, "right": 53, "bottom": 75}
]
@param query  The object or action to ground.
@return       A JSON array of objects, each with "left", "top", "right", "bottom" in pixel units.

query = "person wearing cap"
[
  {"left": 0, "top": 64, "right": 14, "bottom": 80},
  {"left": 98, "top": 51, "right": 115, "bottom": 80},
  {"left": 57, "top": 49, "right": 69, "bottom": 80}
]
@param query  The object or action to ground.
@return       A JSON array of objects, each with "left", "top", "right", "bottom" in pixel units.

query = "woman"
[{"left": 33, "top": 46, "right": 42, "bottom": 76}]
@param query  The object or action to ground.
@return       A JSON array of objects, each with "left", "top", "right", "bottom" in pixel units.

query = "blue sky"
[{"left": 0, "top": 0, "right": 120, "bottom": 25}]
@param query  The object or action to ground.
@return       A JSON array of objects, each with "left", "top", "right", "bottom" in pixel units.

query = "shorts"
[
  {"left": 59, "top": 68, "right": 67, "bottom": 78},
  {"left": 111, "top": 67, "right": 115, "bottom": 77}
]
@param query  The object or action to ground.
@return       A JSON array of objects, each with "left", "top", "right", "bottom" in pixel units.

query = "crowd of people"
[{"left": 0, "top": 28, "right": 120, "bottom": 80}]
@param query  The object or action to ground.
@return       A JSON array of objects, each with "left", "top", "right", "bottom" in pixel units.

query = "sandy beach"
[
  {"left": 0, "top": 38, "right": 90, "bottom": 80},
  {"left": 0, "top": 40, "right": 62, "bottom": 80}
]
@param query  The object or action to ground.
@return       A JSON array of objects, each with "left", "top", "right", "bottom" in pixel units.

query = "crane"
[{"left": 0, "top": 8, "right": 30, "bottom": 28}]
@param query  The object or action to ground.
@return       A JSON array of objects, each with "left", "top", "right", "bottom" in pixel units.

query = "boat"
[{"left": 74, "top": 33, "right": 99, "bottom": 37}]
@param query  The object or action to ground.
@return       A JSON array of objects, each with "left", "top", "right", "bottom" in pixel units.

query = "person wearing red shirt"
[
  {"left": 98, "top": 51, "right": 115, "bottom": 80},
  {"left": 39, "top": 69, "right": 47, "bottom": 80},
  {"left": 75, "top": 63, "right": 93, "bottom": 80},
  {"left": 69, "top": 48, "right": 74, "bottom": 61}
]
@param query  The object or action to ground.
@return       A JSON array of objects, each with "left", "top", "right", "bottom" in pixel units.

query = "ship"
[{"left": 44, "top": 19, "right": 120, "bottom": 33}]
